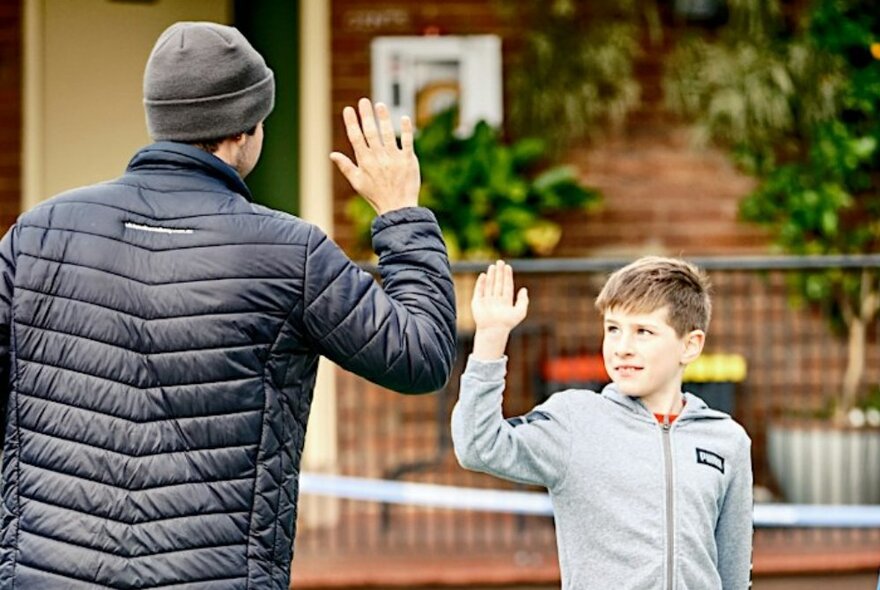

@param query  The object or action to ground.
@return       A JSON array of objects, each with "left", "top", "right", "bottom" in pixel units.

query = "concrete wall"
[{"left": 23, "top": 0, "right": 231, "bottom": 209}]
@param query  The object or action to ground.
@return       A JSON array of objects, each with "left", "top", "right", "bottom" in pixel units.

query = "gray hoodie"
[{"left": 452, "top": 356, "right": 753, "bottom": 590}]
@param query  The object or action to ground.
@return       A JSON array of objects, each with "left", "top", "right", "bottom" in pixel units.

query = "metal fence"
[{"left": 293, "top": 255, "right": 880, "bottom": 573}]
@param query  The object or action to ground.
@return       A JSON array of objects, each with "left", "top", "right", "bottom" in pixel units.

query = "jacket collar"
[
  {"left": 126, "top": 141, "right": 254, "bottom": 201},
  {"left": 600, "top": 382, "right": 728, "bottom": 423}
]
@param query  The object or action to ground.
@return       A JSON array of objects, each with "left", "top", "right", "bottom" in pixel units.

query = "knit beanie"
[{"left": 143, "top": 22, "right": 275, "bottom": 142}]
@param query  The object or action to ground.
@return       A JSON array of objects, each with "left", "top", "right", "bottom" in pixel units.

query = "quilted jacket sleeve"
[
  {"left": 0, "top": 226, "right": 16, "bottom": 416},
  {"left": 302, "top": 207, "right": 456, "bottom": 393}
]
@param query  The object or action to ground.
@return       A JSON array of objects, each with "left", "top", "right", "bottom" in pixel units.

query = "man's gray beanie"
[{"left": 144, "top": 22, "right": 275, "bottom": 142}]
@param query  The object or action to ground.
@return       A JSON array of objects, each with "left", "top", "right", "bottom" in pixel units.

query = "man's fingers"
[
  {"left": 400, "top": 116, "right": 414, "bottom": 155},
  {"left": 375, "top": 103, "right": 397, "bottom": 151},
  {"left": 342, "top": 106, "right": 368, "bottom": 160},
  {"left": 329, "top": 152, "right": 359, "bottom": 186},
  {"left": 358, "top": 97, "right": 382, "bottom": 149}
]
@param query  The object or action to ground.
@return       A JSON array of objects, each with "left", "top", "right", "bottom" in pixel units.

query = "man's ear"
[
  {"left": 233, "top": 131, "right": 248, "bottom": 147},
  {"left": 681, "top": 329, "right": 705, "bottom": 365}
]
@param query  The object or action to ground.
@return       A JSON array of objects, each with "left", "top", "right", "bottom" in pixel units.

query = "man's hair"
[
  {"left": 192, "top": 124, "right": 259, "bottom": 154},
  {"left": 594, "top": 256, "right": 712, "bottom": 336}
]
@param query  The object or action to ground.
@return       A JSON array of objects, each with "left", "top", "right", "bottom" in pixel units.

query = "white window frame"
[{"left": 370, "top": 35, "right": 503, "bottom": 134}]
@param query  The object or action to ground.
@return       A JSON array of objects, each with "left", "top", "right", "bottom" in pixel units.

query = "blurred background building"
[{"left": 1, "top": 1, "right": 878, "bottom": 589}]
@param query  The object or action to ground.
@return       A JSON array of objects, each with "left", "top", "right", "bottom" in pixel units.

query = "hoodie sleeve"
[
  {"left": 302, "top": 207, "right": 456, "bottom": 394},
  {"left": 451, "top": 355, "right": 572, "bottom": 489},
  {"left": 716, "top": 432, "right": 754, "bottom": 590}
]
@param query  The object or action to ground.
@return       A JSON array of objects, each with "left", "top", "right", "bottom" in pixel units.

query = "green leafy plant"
[
  {"left": 347, "top": 108, "right": 601, "bottom": 260},
  {"left": 665, "top": 0, "right": 880, "bottom": 423},
  {"left": 502, "top": 0, "right": 658, "bottom": 154}
]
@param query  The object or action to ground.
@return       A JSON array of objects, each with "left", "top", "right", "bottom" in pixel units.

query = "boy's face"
[{"left": 602, "top": 306, "right": 704, "bottom": 409}]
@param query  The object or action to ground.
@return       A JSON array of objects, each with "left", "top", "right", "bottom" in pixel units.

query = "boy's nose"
[{"left": 614, "top": 333, "right": 635, "bottom": 356}]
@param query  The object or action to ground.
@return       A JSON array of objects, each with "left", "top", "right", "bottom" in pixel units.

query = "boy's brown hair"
[{"left": 595, "top": 256, "right": 712, "bottom": 336}]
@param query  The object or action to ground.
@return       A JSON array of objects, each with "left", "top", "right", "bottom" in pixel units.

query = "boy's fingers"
[
  {"left": 503, "top": 264, "right": 514, "bottom": 300},
  {"left": 515, "top": 287, "right": 529, "bottom": 312},
  {"left": 473, "top": 273, "right": 486, "bottom": 298},
  {"left": 493, "top": 261, "right": 505, "bottom": 297},
  {"left": 487, "top": 264, "right": 498, "bottom": 296},
  {"left": 358, "top": 97, "right": 381, "bottom": 149}
]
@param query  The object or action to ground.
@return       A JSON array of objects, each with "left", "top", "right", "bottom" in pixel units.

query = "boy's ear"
[{"left": 681, "top": 329, "right": 705, "bottom": 365}]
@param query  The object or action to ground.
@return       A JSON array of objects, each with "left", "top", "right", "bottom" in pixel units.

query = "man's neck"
[{"left": 210, "top": 142, "right": 241, "bottom": 175}]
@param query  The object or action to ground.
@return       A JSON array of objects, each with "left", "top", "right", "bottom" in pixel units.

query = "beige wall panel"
[{"left": 33, "top": 0, "right": 231, "bottom": 203}]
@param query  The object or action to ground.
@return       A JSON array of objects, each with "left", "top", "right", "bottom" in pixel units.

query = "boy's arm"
[
  {"left": 451, "top": 261, "right": 571, "bottom": 488},
  {"left": 716, "top": 434, "right": 754, "bottom": 589},
  {"left": 452, "top": 356, "right": 571, "bottom": 488}
]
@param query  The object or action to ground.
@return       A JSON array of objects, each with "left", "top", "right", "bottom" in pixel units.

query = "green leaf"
[
  {"left": 533, "top": 166, "right": 577, "bottom": 192},
  {"left": 511, "top": 138, "right": 547, "bottom": 167},
  {"left": 388, "top": 113, "right": 602, "bottom": 258}
]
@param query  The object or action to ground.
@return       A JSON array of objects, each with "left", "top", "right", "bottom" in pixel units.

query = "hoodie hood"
[{"left": 600, "top": 382, "right": 731, "bottom": 423}]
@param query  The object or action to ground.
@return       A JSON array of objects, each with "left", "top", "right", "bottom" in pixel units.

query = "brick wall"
[
  {"left": 0, "top": 3, "right": 772, "bottom": 265},
  {"left": 0, "top": 1, "right": 20, "bottom": 232},
  {"left": 330, "top": 0, "right": 772, "bottom": 257},
  {"left": 551, "top": 39, "right": 770, "bottom": 257},
  {"left": 330, "top": 0, "right": 514, "bottom": 251}
]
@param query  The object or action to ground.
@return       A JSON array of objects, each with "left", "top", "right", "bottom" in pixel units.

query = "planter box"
[{"left": 767, "top": 422, "right": 880, "bottom": 504}]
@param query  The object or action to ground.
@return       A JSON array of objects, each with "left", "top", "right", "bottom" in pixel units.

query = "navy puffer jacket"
[{"left": 0, "top": 142, "right": 456, "bottom": 589}]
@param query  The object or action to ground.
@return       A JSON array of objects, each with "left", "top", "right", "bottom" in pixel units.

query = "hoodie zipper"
[{"left": 661, "top": 416, "right": 675, "bottom": 590}]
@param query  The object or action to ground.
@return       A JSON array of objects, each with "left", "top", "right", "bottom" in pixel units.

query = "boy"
[{"left": 452, "top": 258, "right": 753, "bottom": 590}]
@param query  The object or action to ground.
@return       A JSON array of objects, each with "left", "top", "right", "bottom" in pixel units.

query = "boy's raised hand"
[
  {"left": 471, "top": 261, "right": 529, "bottom": 360},
  {"left": 330, "top": 98, "right": 420, "bottom": 215}
]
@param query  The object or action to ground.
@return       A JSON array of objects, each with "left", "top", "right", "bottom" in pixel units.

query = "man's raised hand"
[{"left": 330, "top": 98, "right": 420, "bottom": 215}]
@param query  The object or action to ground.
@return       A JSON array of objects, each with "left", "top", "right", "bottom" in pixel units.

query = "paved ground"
[
  {"left": 755, "top": 573, "right": 878, "bottom": 589},
  {"left": 292, "top": 524, "right": 880, "bottom": 589},
  {"left": 460, "top": 577, "right": 880, "bottom": 590},
  {"left": 292, "top": 554, "right": 880, "bottom": 589},
  {"left": 471, "top": 574, "right": 879, "bottom": 589},
  {"left": 293, "top": 572, "right": 879, "bottom": 590},
  {"left": 292, "top": 510, "right": 880, "bottom": 588}
]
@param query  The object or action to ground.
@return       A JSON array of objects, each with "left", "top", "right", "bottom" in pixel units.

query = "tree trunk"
[
  {"left": 838, "top": 269, "right": 880, "bottom": 423},
  {"left": 839, "top": 315, "right": 865, "bottom": 422}
]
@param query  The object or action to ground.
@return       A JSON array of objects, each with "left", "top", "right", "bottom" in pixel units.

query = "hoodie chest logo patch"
[{"left": 695, "top": 448, "right": 725, "bottom": 474}]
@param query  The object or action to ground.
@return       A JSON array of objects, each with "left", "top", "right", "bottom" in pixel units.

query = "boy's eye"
[
  {"left": 638, "top": 328, "right": 653, "bottom": 335},
  {"left": 605, "top": 326, "right": 619, "bottom": 334}
]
